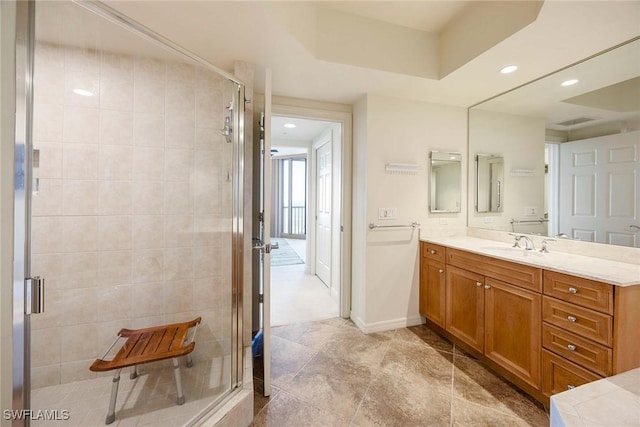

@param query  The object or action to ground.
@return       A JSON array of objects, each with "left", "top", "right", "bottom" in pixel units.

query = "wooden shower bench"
[{"left": 90, "top": 317, "right": 201, "bottom": 425}]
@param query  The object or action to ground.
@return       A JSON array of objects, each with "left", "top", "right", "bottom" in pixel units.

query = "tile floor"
[{"left": 253, "top": 318, "right": 549, "bottom": 426}]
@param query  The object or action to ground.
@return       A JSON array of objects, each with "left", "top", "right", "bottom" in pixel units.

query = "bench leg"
[
  {"left": 129, "top": 365, "right": 138, "bottom": 380},
  {"left": 106, "top": 368, "right": 122, "bottom": 425},
  {"left": 186, "top": 354, "right": 193, "bottom": 368},
  {"left": 172, "top": 358, "right": 185, "bottom": 405}
]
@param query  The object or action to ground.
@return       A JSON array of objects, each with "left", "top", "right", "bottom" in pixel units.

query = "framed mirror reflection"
[{"left": 430, "top": 151, "right": 462, "bottom": 213}]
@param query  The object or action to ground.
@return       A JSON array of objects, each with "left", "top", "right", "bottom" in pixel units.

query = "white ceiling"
[
  {"left": 313, "top": 1, "right": 470, "bottom": 32},
  {"left": 272, "top": 116, "right": 334, "bottom": 141},
  {"left": 100, "top": 0, "right": 640, "bottom": 107},
  {"left": 40, "top": 1, "right": 640, "bottom": 110}
]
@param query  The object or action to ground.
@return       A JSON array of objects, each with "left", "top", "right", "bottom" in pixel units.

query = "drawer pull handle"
[
  {"left": 439, "top": 269, "right": 444, "bottom": 273},
  {"left": 567, "top": 315, "right": 577, "bottom": 322},
  {"left": 476, "top": 282, "right": 483, "bottom": 287},
  {"left": 568, "top": 287, "right": 578, "bottom": 294},
  {"left": 567, "top": 385, "right": 576, "bottom": 390},
  {"left": 430, "top": 250, "right": 436, "bottom": 255},
  {"left": 567, "top": 344, "right": 577, "bottom": 351},
  {"left": 484, "top": 285, "right": 491, "bottom": 290}
]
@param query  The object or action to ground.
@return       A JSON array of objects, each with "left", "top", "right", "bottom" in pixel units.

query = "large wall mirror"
[
  {"left": 468, "top": 37, "right": 640, "bottom": 247},
  {"left": 430, "top": 151, "right": 461, "bottom": 213}
]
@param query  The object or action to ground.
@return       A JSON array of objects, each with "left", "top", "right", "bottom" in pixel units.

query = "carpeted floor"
[{"left": 271, "top": 238, "right": 304, "bottom": 266}]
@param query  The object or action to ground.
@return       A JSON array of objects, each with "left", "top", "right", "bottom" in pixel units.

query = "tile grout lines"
[
  {"left": 449, "top": 343, "right": 457, "bottom": 427},
  {"left": 348, "top": 328, "right": 397, "bottom": 427}
]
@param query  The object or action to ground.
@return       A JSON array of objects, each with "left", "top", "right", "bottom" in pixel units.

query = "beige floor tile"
[
  {"left": 282, "top": 352, "right": 375, "bottom": 421},
  {"left": 351, "top": 370, "right": 452, "bottom": 427},
  {"left": 253, "top": 390, "right": 350, "bottom": 427},
  {"left": 269, "top": 335, "right": 318, "bottom": 388}
]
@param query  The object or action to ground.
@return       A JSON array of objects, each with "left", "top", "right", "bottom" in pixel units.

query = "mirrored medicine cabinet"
[{"left": 429, "top": 151, "right": 462, "bottom": 213}]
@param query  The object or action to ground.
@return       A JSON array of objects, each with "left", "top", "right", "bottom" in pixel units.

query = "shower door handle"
[
  {"left": 25, "top": 276, "right": 45, "bottom": 315},
  {"left": 253, "top": 242, "right": 279, "bottom": 253}
]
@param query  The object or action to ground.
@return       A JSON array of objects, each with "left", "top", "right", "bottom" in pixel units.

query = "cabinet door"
[
  {"left": 420, "top": 259, "right": 446, "bottom": 328},
  {"left": 484, "top": 278, "right": 542, "bottom": 389},
  {"left": 446, "top": 265, "right": 485, "bottom": 352}
]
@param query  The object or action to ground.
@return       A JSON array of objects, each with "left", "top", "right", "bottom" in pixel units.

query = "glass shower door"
[{"left": 12, "top": 2, "right": 244, "bottom": 425}]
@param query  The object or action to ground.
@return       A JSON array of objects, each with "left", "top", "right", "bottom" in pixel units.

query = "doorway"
[{"left": 269, "top": 116, "right": 342, "bottom": 325}]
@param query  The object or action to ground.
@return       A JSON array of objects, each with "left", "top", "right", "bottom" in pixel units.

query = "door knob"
[
  {"left": 484, "top": 285, "right": 491, "bottom": 290},
  {"left": 476, "top": 282, "right": 483, "bottom": 287}
]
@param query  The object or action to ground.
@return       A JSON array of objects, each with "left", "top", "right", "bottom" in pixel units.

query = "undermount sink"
[{"left": 478, "top": 245, "right": 546, "bottom": 258}]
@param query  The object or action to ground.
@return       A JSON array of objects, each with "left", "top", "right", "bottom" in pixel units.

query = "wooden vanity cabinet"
[
  {"left": 420, "top": 243, "right": 543, "bottom": 398},
  {"left": 484, "top": 277, "right": 541, "bottom": 389},
  {"left": 445, "top": 265, "right": 484, "bottom": 352},
  {"left": 419, "top": 243, "right": 446, "bottom": 328},
  {"left": 444, "top": 263, "right": 542, "bottom": 389},
  {"left": 540, "top": 270, "right": 640, "bottom": 397}
]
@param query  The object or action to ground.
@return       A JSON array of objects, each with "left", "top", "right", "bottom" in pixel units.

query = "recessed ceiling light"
[
  {"left": 73, "top": 88, "right": 94, "bottom": 97},
  {"left": 500, "top": 65, "right": 518, "bottom": 74},
  {"left": 283, "top": 123, "right": 296, "bottom": 129},
  {"left": 561, "top": 79, "right": 579, "bottom": 87}
]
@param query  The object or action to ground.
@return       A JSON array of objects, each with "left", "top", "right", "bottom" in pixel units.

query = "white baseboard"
[{"left": 349, "top": 315, "right": 424, "bottom": 334}]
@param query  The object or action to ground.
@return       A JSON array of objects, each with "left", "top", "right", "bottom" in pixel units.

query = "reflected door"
[{"left": 559, "top": 133, "right": 639, "bottom": 247}]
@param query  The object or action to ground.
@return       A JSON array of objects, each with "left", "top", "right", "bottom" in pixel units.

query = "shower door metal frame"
[
  {"left": 12, "top": 1, "right": 246, "bottom": 424},
  {"left": 13, "top": 1, "right": 35, "bottom": 425}
]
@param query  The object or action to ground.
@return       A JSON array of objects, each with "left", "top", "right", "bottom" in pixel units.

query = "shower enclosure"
[{"left": 13, "top": 1, "right": 244, "bottom": 425}]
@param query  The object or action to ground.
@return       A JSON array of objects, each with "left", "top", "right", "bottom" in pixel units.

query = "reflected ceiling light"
[
  {"left": 73, "top": 88, "right": 94, "bottom": 97},
  {"left": 561, "top": 79, "right": 579, "bottom": 86},
  {"left": 283, "top": 123, "right": 296, "bottom": 128},
  {"left": 500, "top": 65, "right": 518, "bottom": 74}
]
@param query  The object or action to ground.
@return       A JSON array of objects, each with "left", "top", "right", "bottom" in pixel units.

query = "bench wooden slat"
[{"left": 89, "top": 317, "right": 201, "bottom": 372}]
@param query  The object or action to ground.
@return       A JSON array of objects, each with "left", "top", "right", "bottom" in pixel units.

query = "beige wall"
[
  {"left": 0, "top": 1, "right": 16, "bottom": 423},
  {"left": 30, "top": 42, "right": 234, "bottom": 387},
  {"left": 352, "top": 94, "right": 467, "bottom": 332},
  {"left": 468, "top": 109, "right": 546, "bottom": 233}
]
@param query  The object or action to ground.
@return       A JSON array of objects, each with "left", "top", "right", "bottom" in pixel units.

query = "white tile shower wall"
[{"left": 30, "top": 43, "right": 234, "bottom": 388}]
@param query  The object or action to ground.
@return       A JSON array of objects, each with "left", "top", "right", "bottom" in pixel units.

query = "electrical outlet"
[
  {"left": 439, "top": 218, "right": 449, "bottom": 225},
  {"left": 378, "top": 208, "right": 397, "bottom": 220},
  {"left": 483, "top": 217, "right": 494, "bottom": 224},
  {"left": 524, "top": 206, "right": 537, "bottom": 216}
]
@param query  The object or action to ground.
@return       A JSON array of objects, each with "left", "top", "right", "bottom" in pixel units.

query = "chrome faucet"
[
  {"left": 509, "top": 233, "right": 536, "bottom": 251},
  {"left": 520, "top": 235, "right": 536, "bottom": 251},
  {"left": 540, "top": 238, "right": 556, "bottom": 253}
]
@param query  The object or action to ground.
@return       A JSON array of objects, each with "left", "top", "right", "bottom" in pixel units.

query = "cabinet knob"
[
  {"left": 567, "top": 344, "right": 577, "bottom": 351},
  {"left": 567, "top": 315, "right": 577, "bottom": 322},
  {"left": 430, "top": 250, "right": 436, "bottom": 254},
  {"left": 567, "top": 385, "right": 576, "bottom": 390},
  {"left": 484, "top": 285, "right": 491, "bottom": 290},
  {"left": 476, "top": 282, "right": 483, "bottom": 287},
  {"left": 439, "top": 269, "right": 444, "bottom": 273},
  {"left": 568, "top": 287, "right": 578, "bottom": 294}
]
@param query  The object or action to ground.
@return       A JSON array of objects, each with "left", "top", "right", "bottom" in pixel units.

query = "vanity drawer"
[
  {"left": 542, "top": 323, "right": 612, "bottom": 377},
  {"left": 544, "top": 271, "right": 613, "bottom": 315},
  {"left": 542, "top": 350, "right": 602, "bottom": 397},
  {"left": 422, "top": 242, "right": 446, "bottom": 263},
  {"left": 542, "top": 297, "right": 612, "bottom": 346},
  {"left": 446, "top": 248, "right": 542, "bottom": 292}
]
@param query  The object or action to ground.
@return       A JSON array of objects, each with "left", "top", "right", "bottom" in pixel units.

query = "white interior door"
[
  {"left": 559, "top": 132, "right": 639, "bottom": 247},
  {"left": 259, "top": 69, "right": 273, "bottom": 396},
  {"left": 315, "top": 140, "right": 332, "bottom": 286}
]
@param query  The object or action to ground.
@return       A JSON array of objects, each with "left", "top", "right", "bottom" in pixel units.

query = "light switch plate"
[{"left": 378, "top": 208, "right": 397, "bottom": 220}]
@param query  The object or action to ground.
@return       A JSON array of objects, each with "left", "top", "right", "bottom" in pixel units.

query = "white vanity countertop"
[
  {"left": 550, "top": 367, "right": 640, "bottom": 427},
  {"left": 420, "top": 235, "right": 640, "bottom": 286}
]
